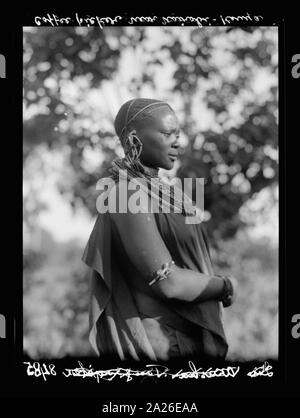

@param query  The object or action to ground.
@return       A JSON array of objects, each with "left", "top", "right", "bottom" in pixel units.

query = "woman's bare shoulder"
[{"left": 109, "top": 180, "right": 152, "bottom": 218}]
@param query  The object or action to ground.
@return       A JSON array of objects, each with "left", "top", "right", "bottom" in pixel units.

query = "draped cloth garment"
[{"left": 82, "top": 208, "right": 228, "bottom": 362}]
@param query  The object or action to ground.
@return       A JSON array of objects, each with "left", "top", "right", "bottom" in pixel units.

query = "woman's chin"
[{"left": 164, "top": 160, "right": 175, "bottom": 170}]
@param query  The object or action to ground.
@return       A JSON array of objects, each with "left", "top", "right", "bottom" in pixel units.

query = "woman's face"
[{"left": 133, "top": 107, "right": 181, "bottom": 170}]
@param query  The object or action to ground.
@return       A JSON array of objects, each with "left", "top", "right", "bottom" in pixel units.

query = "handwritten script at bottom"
[{"left": 23, "top": 361, "right": 274, "bottom": 382}]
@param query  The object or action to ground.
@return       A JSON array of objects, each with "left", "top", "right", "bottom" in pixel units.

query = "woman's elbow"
[{"left": 158, "top": 276, "right": 183, "bottom": 300}]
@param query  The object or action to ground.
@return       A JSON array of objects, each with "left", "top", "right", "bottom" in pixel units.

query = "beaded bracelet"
[
  {"left": 148, "top": 260, "right": 175, "bottom": 287},
  {"left": 216, "top": 275, "right": 234, "bottom": 307}
]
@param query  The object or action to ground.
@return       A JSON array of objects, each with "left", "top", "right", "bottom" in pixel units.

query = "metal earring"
[{"left": 125, "top": 131, "right": 142, "bottom": 163}]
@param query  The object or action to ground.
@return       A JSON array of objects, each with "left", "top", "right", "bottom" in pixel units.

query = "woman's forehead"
[{"left": 147, "top": 108, "right": 179, "bottom": 129}]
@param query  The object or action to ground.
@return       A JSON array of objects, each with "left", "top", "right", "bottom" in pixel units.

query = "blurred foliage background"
[{"left": 23, "top": 26, "right": 278, "bottom": 360}]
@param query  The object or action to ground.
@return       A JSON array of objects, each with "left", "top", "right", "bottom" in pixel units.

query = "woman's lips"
[{"left": 168, "top": 154, "right": 178, "bottom": 161}]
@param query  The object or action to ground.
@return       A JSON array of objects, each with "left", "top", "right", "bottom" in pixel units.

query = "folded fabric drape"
[{"left": 82, "top": 210, "right": 228, "bottom": 361}]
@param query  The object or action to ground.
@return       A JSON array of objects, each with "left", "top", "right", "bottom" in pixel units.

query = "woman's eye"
[{"left": 160, "top": 131, "right": 181, "bottom": 140}]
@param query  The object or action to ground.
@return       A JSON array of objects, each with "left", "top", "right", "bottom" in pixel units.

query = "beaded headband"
[{"left": 119, "top": 100, "right": 172, "bottom": 140}]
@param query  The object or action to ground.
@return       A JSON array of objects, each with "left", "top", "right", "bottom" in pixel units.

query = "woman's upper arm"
[{"left": 109, "top": 189, "right": 175, "bottom": 297}]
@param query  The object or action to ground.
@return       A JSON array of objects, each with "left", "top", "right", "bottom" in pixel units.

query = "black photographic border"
[{"left": 0, "top": 6, "right": 298, "bottom": 406}]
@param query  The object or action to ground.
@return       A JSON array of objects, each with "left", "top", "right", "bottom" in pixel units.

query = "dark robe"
[{"left": 82, "top": 210, "right": 228, "bottom": 361}]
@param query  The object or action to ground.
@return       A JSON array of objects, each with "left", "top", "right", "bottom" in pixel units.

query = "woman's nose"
[{"left": 171, "top": 136, "right": 180, "bottom": 148}]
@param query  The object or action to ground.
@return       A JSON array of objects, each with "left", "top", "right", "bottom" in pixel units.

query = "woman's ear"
[{"left": 128, "top": 129, "right": 137, "bottom": 139}]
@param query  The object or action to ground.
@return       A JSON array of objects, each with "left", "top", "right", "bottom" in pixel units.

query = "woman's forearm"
[{"left": 157, "top": 266, "right": 224, "bottom": 303}]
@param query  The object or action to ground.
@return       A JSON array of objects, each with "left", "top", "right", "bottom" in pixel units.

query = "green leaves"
[
  {"left": 23, "top": 26, "right": 278, "bottom": 241},
  {"left": 23, "top": 26, "right": 278, "bottom": 359}
]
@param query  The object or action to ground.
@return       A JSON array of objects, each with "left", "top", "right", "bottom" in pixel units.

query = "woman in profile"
[{"left": 82, "top": 98, "right": 237, "bottom": 362}]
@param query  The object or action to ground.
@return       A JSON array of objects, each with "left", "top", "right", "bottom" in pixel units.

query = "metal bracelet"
[{"left": 148, "top": 260, "right": 175, "bottom": 287}]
